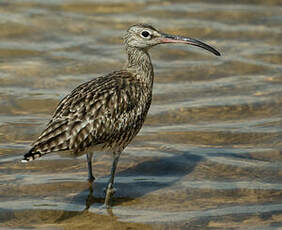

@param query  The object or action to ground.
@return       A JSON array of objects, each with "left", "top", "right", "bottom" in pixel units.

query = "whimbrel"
[{"left": 22, "top": 24, "right": 220, "bottom": 207}]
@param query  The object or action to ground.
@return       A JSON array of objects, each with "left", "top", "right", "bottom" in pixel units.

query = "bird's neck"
[{"left": 125, "top": 46, "right": 154, "bottom": 86}]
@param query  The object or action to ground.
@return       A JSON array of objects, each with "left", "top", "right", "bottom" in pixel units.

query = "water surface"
[{"left": 0, "top": 0, "right": 282, "bottom": 229}]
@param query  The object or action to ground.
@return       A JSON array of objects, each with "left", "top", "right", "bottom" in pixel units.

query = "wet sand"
[{"left": 0, "top": 0, "right": 282, "bottom": 229}]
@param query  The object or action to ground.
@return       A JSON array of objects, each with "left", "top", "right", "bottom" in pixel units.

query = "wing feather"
[{"left": 30, "top": 70, "right": 149, "bottom": 156}]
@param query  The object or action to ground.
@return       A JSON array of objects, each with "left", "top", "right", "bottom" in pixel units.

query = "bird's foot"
[{"left": 99, "top": 203, "right": 114, "bottom": 216}]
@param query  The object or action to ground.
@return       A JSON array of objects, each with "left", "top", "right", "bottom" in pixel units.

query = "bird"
[{"left": 22, "top": 24, "right": 220, "bottom": 207}]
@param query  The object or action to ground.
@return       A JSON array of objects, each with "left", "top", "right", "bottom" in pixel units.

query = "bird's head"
[{"left": 124, "top": 24, "right": 220, "bottom": 56}]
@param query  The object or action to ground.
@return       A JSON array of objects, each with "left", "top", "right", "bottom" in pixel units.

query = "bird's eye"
[{"left": 141, "top": 30, "right": 151, "bottom": 39}]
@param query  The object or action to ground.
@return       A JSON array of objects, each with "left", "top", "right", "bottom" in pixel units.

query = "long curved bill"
[{"left": 160, "top": 33, "right": 221, "bottom": 56}]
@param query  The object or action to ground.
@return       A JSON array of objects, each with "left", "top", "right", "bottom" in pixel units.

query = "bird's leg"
[
  {"left": 87, "top": 152, "right": 95, "bottom": 183},
  {"left": 85, "top": 183, "right": 94, "bottom": 211},
  {"left": 104, "top": 152, "right": 121, "bottom": 207}
]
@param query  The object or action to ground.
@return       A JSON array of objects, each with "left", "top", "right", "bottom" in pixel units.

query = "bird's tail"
[{"left": 21, "top": 148, "right": 44, "bottom": 163}]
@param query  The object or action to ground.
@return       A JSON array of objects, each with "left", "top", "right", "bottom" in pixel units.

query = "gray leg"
[
  {"left": 104, "top": 152, "right": 121, "bottom": 207},
  {"left": 87, "top": 153, "right": 95, "bottom": 183}
]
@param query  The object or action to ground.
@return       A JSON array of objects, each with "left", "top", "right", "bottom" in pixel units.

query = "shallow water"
[{"left": 0, "top": 0, "right": 282, "bottom": 229}]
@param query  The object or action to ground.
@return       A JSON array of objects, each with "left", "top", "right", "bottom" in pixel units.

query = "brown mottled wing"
[{"left": 29, "top": 70, "right": 149, "bottom": 157}]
